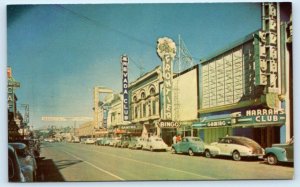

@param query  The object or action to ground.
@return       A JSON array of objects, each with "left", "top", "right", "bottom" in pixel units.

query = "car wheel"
[
  {"left": 171, "top": 147, "right": 176, "bottom": 154},
  {"left": 267, "top": 154, "right": 278, "bottom": 165},
  {"left": 232, "top": 150, "right": 241, "bottom": 161},
  {"left": 188, "top": 149, "right": 194, "bottom": 156},
  {"left": 204, "top": 149, "right": 211, "bottom": 158}
]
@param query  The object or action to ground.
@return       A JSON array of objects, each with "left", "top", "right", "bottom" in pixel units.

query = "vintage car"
[
  {"left": 264, "top": 137, "right": 294, "bottom": 165},
  {"left": 142, "top": 136, "right": 168, "bottom": 151},
  {"left": 85, "top": 138, "right": 96, "bottom": 144},
  {"left": 101, "top": 137, "right": 112, "bottom": 146},
  {"left": 110, "top": 137, "right": 121, "bottom": 147},
  {"left": 116, "top": 135, "right": 131, "bottom": 148},
  {"left": 128, "top": 137, "right": 143, "bottom": 149},
  {"left": 9, "top": 143, "right": 37, "bottom": 181},
  {"left": 8, "top": 145, "right": 26, "bottom": 182},
  {"left": 95, "top": 138, "right": 104, "bottom": 146},
  {"left": 171, "top": 136, "right": 218, "bottom": 156},
  {"left": 209, "top": 136, "right": 265, "bottom": 161},
  {"left": 17, "top": 139, "right": 40, "bottom": 158}
]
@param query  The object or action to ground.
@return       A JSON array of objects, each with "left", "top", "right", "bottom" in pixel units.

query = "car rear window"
[{"left": 235, "top": 137, "right": 261, "bottom": 147}]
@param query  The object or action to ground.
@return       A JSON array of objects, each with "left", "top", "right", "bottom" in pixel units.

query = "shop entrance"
[
  {"left": 233, "top": 126, "right": 281, "bottom": 148},
  {"left": 253, "top": 126, "right": 281, "bottom": 148},
  {"left": 161, "top": 128, "right": 176, "bottom": 146}
]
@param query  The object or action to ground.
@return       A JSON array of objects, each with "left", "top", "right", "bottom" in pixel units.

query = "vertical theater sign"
[
  {"left": 157, "top": 37, "right": 177, "bottom": 127},
  {"left": 121, "top": 55, "right": 129, "bottom": 121}
]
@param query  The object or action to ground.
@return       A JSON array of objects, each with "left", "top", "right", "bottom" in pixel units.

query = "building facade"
[
  {"left": 192, "top": 3, "right": 292, "bottom": 147},
  {"left": 128, "top": 66, "right": 161, "bottom": 138}
]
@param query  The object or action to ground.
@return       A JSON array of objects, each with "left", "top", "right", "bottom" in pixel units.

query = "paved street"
[{"left": 37, "top": 142, "right": 294, "bottom": 181}]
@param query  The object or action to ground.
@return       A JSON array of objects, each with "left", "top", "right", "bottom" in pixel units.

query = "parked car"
[
  {"left": 101, "top": 137, "right": 112, "bottom": 146},
  {"left": 85, "top": 138, "right": 96, "bottom": 144},
  {"left": 17, "top": 139, "right": 40, "bottom": 159},
  {"left": 95, "top": 138, "right": 104, "bottom": 146},
  {"left": 117, "top": 135, "right": 131, "bottom": 148},
  {"left": 139, "top": 137, "right": 148, "bottom": 149},
  {"left": 128, "top": 137, "right": 143, "bottom": 149},
  {"left": 80, "top": 138, "right": 87, "bottom": 144},
  {"left": 142, "top": 136, "right": 168, "bottom": 151},
  {"left": 9, "top": 143, "right": 37, "bottom": 181},
  {"left": 171, "top": 136, "right": 218, "bottom": 156},
  {"left": 8, "top": 145, "right": 26, "bottom": 182},
  {"left": 264, "top": 137, "right": 294, "bottom": 165},
  {"left": 110, "top": 137, "right": 121, "bottom": 147},
  {"left": 209, "top": 136, "right": 264, "bottom": 161},
  {"left": 72, "top": 137, "right": 80, "bottom": 143}
]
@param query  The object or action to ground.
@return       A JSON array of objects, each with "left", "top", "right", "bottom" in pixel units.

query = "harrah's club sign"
[
  {"left": 157, "top": 37, "right": 176, "bottom": 120},
  {"left": 121, "top": 55, "right": 129, "bottom": 121}
]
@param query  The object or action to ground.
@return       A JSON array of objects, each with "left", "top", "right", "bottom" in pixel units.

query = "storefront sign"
[
  {"left": 121, "top": 55, "right": 129, "bottom": 121},
  {"left": 237, "top": 108, "right": 286, "bottom": 124},
  {"left": 159, "top": 120, "right": 179, "bottom": 128},
  {"left": 157, "top": 37, "right": 176, "bottom": 120},
  {"left": 193, "top": 119, "right": 231, "bottom": 128},
  {"left": 7, "top": 86, "right": 14, "bottom": 112},
  {"left": 119, "top": 125, "right": 142, "bottom": 130}
]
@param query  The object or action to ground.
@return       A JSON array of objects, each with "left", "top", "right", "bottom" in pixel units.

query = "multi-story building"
[
  {"left": 192, "top": 3, "right": 292, "bottom": 147},
  {"left": 128, "top": 66, "right": 161, "bottom": 138}
]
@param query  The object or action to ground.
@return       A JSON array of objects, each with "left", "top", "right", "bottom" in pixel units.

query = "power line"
[{"left": 55, "top": 5, "right": 154, "bottom": 49}]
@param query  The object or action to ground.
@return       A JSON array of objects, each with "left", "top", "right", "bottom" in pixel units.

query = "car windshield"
[{"left": 235, "top": 137, "right": 261, "bottom": 147}]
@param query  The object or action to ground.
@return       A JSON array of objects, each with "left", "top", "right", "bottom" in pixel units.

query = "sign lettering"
[
  {"left": 157, "top": 37, "right": 176, "bottom": 120},
  {"left": 121, "top": 55, "right": 129, "bottom": 121}
]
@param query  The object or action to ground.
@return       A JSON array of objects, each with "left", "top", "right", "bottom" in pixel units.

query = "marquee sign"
[
  {"left": 121, "top": 55, "right": 129, "bottom": 121},
  {"left": 159, "top": 120, "right": 179, "bottom": 128},
  {"left": 157, "top": 37, "right": 176, "bottom": 120}
]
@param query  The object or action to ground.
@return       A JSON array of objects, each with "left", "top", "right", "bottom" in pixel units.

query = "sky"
[{"left": 7, "top": 3, "right": 263, "bottom": 129}]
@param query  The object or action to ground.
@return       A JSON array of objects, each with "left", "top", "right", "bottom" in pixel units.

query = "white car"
[
  {"left": 142, "top": 136, "right": 168, "bottom": 151},
  {"left": 84, "top": 138, "right": 96, "bottom": 144},
  {"left": 208, "top": 136, "right": 264, "bottom": 161}
]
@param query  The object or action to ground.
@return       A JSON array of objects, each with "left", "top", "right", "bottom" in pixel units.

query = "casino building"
[{"left": 192, "top": 3, "right": 292, "bottom": 147}]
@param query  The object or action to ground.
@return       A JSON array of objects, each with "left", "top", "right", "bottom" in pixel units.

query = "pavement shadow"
[
  {"left": 55, "top": 160, "right": 83, "bottom": 170},
  {"left": 37, "top": 158, "right": 65, "bottom": 182}
]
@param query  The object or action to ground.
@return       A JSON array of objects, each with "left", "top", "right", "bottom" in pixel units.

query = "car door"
[
  {"left": 180, "top": 138, "right": 189, "bottom": 153},
  {"left": 216, "top": 138, "right": 229, "bottom": 155}
]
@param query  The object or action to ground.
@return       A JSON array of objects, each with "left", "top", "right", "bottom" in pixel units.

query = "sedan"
[
  {"left": 85, "top": 138, "right": 96, "bottom": 144},
  {"left": 9, "top": 143, "right": 37, "bottom": 181},
  {"left": 171, "top": 136, "right": 218, "bottom": 156},
  {"left": 264, "top": 137, "right": 294, "bottom": 165},
  {"left": 209, "top": 136, "right": 264, "bottom": 161},
  {"left": 142, "top": 136, "right": 168, "bottom": 151},
  {"left": 8, "top": 145, "right": 26, "bottom": 182}
]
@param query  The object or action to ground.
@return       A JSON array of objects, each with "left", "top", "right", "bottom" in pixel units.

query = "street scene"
[{"left": 7, "top": 2, "right": 293, "bottom": 183}]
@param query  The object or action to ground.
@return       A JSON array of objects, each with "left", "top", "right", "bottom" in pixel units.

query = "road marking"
[
  {"left": 61, "top": 150, "right": 125, "bottom": 181},
  {"left": 71, "top": 145, "right": 217, "bottom": 180}
]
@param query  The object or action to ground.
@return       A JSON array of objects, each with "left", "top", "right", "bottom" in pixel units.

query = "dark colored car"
[
  {"left": 16, "top": 139, "right": 40, "bottom": 158},
  {"left": 264, "top": 137, "right": 294, "bottom": 165},
  {"left": 9, "top": 143, "right": 37, "bottom": 181},
  {"left": 8, "top": 145, "right": 25, "bottom": 182}
]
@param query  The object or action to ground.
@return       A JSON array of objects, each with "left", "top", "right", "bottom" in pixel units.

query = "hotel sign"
[
  {"left": 121, "top": 55, "right": 129, "bottom": 121},
  {"left": 157, "top": 37, "right": 176, "bottom": 120}
]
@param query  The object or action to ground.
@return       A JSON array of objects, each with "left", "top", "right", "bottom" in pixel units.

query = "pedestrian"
[
  {"left": 172, "top": 135, "right": 177, "bottom": 144},
  {"left": 176, "top": 135, "right": 181, "bottom": 143}
]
